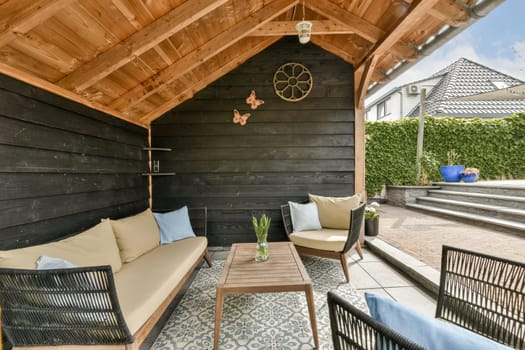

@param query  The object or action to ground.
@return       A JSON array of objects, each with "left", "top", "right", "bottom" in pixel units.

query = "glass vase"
[{"left": 255, "top": 241, "right": 269, "bottom": 262}]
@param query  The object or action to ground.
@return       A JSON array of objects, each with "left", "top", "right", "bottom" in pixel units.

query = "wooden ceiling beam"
[
  {"left": 357, "top": 0, "right": 440, "bottom": 70},
  {"left": 310, "top": 37, "right": 356, "bottom": 64},
  {"left": 305, "top": 0, "right": 383, "bottom": 43},
  {"left": 0, "top": 0, "right": 75, "bottom": 48},
  {"left": 58, "top": 0, "right": 230, "bottom": 92},
  {"left": 141, "top": 37, "right": 281, "bottom": 124},
  {"left": 251, "top": 20, "right": 354, "bottom": 36},
  {"left": 0, "top": 62, "right": 147, "bottom": 128},
  {"left": 110, "top": 0, "right": 299, "bottom": 112}
]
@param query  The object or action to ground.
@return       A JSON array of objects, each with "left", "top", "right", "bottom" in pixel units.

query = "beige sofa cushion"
[
  {"left": 290, "top": 229, "right": 348, "bottom": 252},
  {"left": 109, "top": 208, "right": 160, "bottom": 263},
  {"left": 0, "top": 220, "right": 122, "bottom": 272},
  {"left": 308, "top": 193, "right": 359, "bottom": 229},
  {"left": 113, "top": 236, "right": 207, "bottom": 334}
]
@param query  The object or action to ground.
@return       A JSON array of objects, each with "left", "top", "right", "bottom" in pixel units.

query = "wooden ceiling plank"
[
  {"left": 110, "top": 0, "right": 299, "bottom": 112},
  {"left": 0, "top": 0, "right": 75, "bottom": 48},
  {"left": 252, "top": 20, "right": 354, "bottom": 36},
  {"left": 0, "top": 62, "right": 147, "bottom": 128},
  {"left": 141, "top": 37, "right": 281, "bottom": 123},
  {"left": 58, "top": 0, "right": 230, "bottom": 92},
  {"left": 305, "top": 0, "right": 383, "bottom": 43},
  {"left": 357, "top": 0, "right": 439, "bottom": 69},
  {"left": 310, "top": 37, "right": 356, "bottom": 64}
]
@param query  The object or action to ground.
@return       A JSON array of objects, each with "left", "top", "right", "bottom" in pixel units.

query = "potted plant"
[
  {"left": 364, "top": 202, "right": 380, "bottom": 236},
  {"left": 461, "top": 167, "right": 479, "bottom": 182},
  {"left": 439, "top": 150, "right": 465, "bottom": 182},
  {"left": 252, "top": 214, "right": 271, "bottom": 261}
]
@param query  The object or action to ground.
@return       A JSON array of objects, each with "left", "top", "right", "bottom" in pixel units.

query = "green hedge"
[{"left": 365, "top": 112, "right": 525, "bottom": 196}]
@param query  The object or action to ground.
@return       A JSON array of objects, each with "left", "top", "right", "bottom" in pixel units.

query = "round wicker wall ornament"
[{"left": 273, "top": 62, "right": 313, "bottom": 102}]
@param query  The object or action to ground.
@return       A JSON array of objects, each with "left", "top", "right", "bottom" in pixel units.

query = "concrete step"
[
  {"left": 427, "top": 190, "right": 525, "bottom": 210},
  {"left": 433, "top": 181, "right": 525, "bottom": 197},
  {"left": 405, "top": 203, "right": 525, "bottom": 235},
  {"left": 415, "top": 197, "right": 525, "bottom": 223}
]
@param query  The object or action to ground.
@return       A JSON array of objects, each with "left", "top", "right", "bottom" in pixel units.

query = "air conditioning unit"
[{"left": 406, "top": 84, "right": 420, "bottom": 95}]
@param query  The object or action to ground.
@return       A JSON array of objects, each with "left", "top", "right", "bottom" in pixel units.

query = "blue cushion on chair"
[
  {"left": 153, "top": 206, "right": 196, "bottom": 244},
  {"left": 365, "top": 292, "right": 511, "bottom": 350},
  {"left": 288, "top": 201, "right": 323, "bottom": 232}
]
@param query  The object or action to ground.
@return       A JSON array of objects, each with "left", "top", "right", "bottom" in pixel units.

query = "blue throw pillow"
[
  {"left": 37, "top": 255, "right": 77, "bottom": 269},
  {"left": 153, "top": 206, "right": 196, "bottom": 244},
  {"left": 288, "top": 201, "right": 323, "bottom": 232},
  {"left": 365, "top": 292, "right": 511, "bottom": 350}
]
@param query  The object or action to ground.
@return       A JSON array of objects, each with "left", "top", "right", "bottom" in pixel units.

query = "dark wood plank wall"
[
  {"left": 152, "top": 37, "right": 355, "bottom": 246},
  {"left": 0, "top": 74, "right": 149, "bottom": 250}
]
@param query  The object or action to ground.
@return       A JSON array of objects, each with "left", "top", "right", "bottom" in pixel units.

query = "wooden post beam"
[
  {"left": 251, "top": 20, "right": 354, "bottom": 36},
  {"left": 110, "top": 0, "right": 299, "bottom": 112},
  {"left": 0, "top": 0, "right": 76, "bottom": 48},
  {"left": 355, "top": 55, "right": 379, "bottom": 109},
  {"left": 58, "top": 0, "right": 230, "bottom": 92},
  {"left": 356, "top": 0, "right": 440, "bottom": 70},
  {"left": 141, "top": 37, "right": 280, "bottom": 123}
]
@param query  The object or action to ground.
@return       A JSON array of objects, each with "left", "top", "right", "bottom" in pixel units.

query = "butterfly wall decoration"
[
  {"left": 232, "top": 109, "right": 250, "bottom": 126},
  {"left": 246, "top": 90, "right": 264, "bottom": 110}
]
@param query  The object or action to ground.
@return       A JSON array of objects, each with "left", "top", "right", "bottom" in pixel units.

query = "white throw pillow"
[{"left": 288, "top": 201, "right": 323, "bottom": 232}]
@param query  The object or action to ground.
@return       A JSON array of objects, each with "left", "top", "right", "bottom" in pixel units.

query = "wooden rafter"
[
  {"left": 0, "top": 0, "right": 75, "bottom": 48},
  {"left": 0, "top": 62, "right": 147, "bottom": 128},
  {"left": 306, "top": 0, "right": 414, "bottom": 60},
  {"left": 305, "top": 0, "right": 383, "bottom": 43},
  {"left": 110, "top": 0, "right": 299, "bottom": 112},
  {"left": 357, "top": 0, "right": 440, "bottom": 69},
  {"left": 58, "top": 0, "right": 230, "bottom": 92},
  {"left": 141, "top": 37, "right": 281, "bottom": 124},
  {"left": 252, "top": 20, "right": 354, "bottom": 36}
]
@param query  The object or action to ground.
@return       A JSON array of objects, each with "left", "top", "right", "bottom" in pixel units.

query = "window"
[
  {"left": 377, "top": 98, "right": 391, "bottom": 119},
  {"left": 492, "top": 81, "right": 510, "bottom": 89}
]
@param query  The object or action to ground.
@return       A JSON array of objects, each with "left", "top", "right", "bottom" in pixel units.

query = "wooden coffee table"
[{"left": 214, "top": 242, "right": 319, "bottom": 349}]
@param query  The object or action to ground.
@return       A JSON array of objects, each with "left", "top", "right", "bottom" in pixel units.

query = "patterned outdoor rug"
[{"left": 152, "top": 255, "right": 368, "bottom": 350}]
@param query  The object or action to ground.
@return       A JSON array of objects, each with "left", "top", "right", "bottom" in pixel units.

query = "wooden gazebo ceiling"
[{"left": 0, "top": 0, "right": 475, "bottom": 127}]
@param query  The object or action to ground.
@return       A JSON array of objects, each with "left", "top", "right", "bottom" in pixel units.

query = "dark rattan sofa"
[
  {"left": 0, "top": 207, "right": 211, "bottom": 349},
  {"left": 328, "top": 245, "right": 525, "bottom": 349}
]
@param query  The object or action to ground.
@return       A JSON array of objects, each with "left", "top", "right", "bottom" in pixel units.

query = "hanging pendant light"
[{"left": 296, "top": 0, "right": 312, "bottom": 44}]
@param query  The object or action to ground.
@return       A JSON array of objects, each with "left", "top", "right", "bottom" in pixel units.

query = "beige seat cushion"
[
  {"left": 0, "top": 220, "right": 122, "bottom": 273},
  {"left": 113, "top": 236, "right": 207, "bottom": 334},
  {"left": 290, "top": 229, "right": 348, "bottom": 252},
  {"left": 108, "top": 208, "right": 160, "bottom": 263},
  {"left": 308, "top": 193, "right": 360, "bottom": 229}
]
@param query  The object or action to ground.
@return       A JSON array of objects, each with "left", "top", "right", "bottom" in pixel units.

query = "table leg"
[
  {"left": 214, "top": 288, "right": 224, "bottom": 350},
  {"left": 305, "top": 284, "right": 319, "bottom": 349}
]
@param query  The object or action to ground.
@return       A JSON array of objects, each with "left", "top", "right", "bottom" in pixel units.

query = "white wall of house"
[{"left": 366, "top": 76, "right": 442, "bottom": 121}]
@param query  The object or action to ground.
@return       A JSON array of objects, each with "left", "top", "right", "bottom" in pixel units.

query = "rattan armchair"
[
  {"left": 281, "top": 202, "right": 365, "bottom": 282},
  {"left": 328, "top": 291, "right": 425, "bottom": 350},
  {"left": 436, "top": 245, "right": 525, "bottom": 349},
  {"left": 0, "top": 265, "right": 134, "bottom": 349}
]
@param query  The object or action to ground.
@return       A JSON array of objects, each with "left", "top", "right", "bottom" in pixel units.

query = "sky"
[{"left": 366, "top": 0, "right": 525, "bottom": 104}]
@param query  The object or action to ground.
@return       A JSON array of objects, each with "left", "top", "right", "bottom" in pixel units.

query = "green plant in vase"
[{"left": 252, "top": 214, "right": 271, "bottom": 262}]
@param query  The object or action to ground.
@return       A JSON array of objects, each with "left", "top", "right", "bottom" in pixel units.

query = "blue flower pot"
[
  {"left": 462, "top": 173, "right": 478, "bottom": 182},
  {"left": 440, "top": 165, "right": 465, "bottom": 182}
]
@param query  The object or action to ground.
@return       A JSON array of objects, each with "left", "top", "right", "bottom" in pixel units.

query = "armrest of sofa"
[{"left": 0, "top": 265, "right": 133, "bottom": 347}]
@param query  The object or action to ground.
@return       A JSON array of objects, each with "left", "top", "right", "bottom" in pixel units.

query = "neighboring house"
[{"left": 366, "top": 58, "right": 525, "bottom": 121}]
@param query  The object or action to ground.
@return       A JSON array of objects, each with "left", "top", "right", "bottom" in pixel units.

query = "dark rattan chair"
[
  {"left": 281, "top": 202, "right": 365, "bottom": 282},
  {"left": 0, "top": 265, "right": 134, "bottom": 348},
  {"left": 436, "top": 245, "right": 525, "bottom": 349},
  {"left": 327, "top": 291, "right": 425, "bottom": 350}
]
